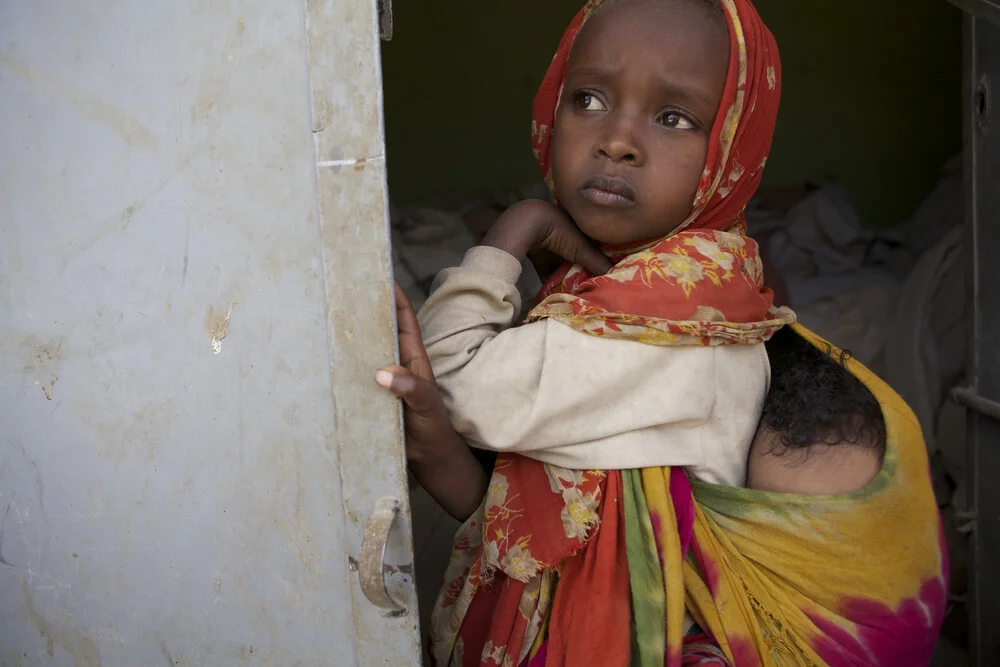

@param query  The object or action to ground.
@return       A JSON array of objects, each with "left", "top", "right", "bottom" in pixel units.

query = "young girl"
[
  {"left": 401, "top": 0, "right": 791, "bottom": 663},
  {"left": 416, "top": 0, "right": 787, "bottom": 490},
  {"left": 378, "top": 0, "right": 947, "bottom": 665}
]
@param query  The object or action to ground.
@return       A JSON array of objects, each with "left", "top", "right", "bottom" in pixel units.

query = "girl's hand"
[
  {"left": 374, "top": 283, "right": 450, "bottom": 464},
  {"left": 375, "top": 283, "right": 488, "bottom": 520},
  {"left": 482, "top": 199, "right": 612, "bottom": 277}
]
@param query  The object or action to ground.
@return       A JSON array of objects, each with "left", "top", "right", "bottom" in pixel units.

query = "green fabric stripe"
[{"left": 622, "top": 469, "right": 665, "bottom": 667}]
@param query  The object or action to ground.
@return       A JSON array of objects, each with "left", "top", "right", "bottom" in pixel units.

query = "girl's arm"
[
  {"left": 376, "top": 284, "right": 488, "bottom": 521},
  {"left": 417, "top": 204, "right": 767, "bottom": 482}
]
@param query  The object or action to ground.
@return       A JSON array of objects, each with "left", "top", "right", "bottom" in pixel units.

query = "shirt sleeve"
[{"left": 417, "top": 246, "right": 767, "bottom": 485}]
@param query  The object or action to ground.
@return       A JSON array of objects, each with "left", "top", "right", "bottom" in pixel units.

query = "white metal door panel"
[{"left": 0, "top": 0, "right": 419, "bottom": 664}]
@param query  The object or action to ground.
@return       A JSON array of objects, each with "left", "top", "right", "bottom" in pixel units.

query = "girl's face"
[{"left": 550, "top": 0, "right": 730, "bottom": 246}]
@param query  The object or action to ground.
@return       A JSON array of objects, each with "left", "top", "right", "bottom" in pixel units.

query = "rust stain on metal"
[
  {"left": 0, "top": 54, "right": 161, "bottom": 157},
  {"left": 234, "top": 644, "right": 256, "bottom": 659},
  {"left": 37, "top": 377, "right": 58, "bottom": 401},
  {"left": 205, "top": 297, "right": 238, "bottom": 355},
  {"left": 23, "top": 580, "right": 103, "bottom": 666},
  {"left": 21, "top": 337, "right": 63, "bottom": 401}
]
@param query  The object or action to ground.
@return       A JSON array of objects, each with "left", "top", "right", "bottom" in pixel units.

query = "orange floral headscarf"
[{"left": 526, "top": 0, "right": 793, "bottom": 345}]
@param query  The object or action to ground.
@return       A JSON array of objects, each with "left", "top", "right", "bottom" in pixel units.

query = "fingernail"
[
  {"left": 394, "top": 374, "right": 415, "bottom": 393},
  {"left": 375, "top": 369, "right": 394, "bottom": 389}
]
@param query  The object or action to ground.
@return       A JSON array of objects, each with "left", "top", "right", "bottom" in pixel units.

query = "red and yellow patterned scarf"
[{"left": 526, "top": 0, "right": 790, "bottom": 345}]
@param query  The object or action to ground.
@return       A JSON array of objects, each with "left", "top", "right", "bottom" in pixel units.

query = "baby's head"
[{"left": 535, "top": 0, "right": 779, "bottom": 248}]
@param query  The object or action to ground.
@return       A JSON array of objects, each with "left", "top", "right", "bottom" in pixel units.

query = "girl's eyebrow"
[
  {"left": 654, "top": 81, "right": 717, "bottom": 110},
  {"left": 567, "top": 65, "right": 716, "bottom": 111},
  {"left": 565, "top": 66, "right": 613, "bottom": 81}
]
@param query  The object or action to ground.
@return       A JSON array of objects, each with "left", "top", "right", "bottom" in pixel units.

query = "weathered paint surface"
[
  {"left": 0, "top": 0, "right": 419, "bottom": 664},
  {"left": 305, "top": 0, "right": 421, "bottom": 660}
]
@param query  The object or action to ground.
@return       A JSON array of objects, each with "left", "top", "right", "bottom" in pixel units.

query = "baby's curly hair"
[{"left": 761, "top": 327, "right": 887, "bottom": 460}]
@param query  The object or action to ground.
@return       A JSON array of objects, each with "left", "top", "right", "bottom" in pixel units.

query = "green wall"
[
  {"left": 753, "top": 0, "right": 962, "bottom": 226},
  {"left": 380, "top": 0, "right": 581, "bottom": 206},
  {"left": 382, "top": 0, "right": 963, "bottom": 227}
]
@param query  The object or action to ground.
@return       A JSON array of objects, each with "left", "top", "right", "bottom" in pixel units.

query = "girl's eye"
[
  {"left": 660, "top": 111, "right": 696, "bottom": 130},
  {"left": 574, "top": 92, "right": 606, "bottom": 112}
]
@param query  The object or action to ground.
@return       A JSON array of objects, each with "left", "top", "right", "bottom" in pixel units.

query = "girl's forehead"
[{"left": 567, "top": 0, "right": 729, "bottom": 80}]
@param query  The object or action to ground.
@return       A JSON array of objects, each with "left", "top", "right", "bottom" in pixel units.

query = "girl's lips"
[
  {"left": 581, "top": 187, "right": 636, "bottom": 207},
  {"left": 579, "top": 175, "right": 637, "bottom": 208}
]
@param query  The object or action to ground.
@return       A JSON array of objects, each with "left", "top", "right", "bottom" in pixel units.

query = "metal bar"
[
  {"left": 952, "top": 386, "right": 1000, "bottom": 421},
  {"left": 379, "top": 0, "right": 393, "bottom": 41},
  {"left": 951, "top": 0, "right": 1000, "bottom": 27},
  {"left": 962, "top": 9, "right": 1000, "bottom": 664}
]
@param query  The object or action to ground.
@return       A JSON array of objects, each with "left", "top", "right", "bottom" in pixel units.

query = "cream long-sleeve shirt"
[{"left": 418, "top": 246, "right": 769, "bottom": 486}]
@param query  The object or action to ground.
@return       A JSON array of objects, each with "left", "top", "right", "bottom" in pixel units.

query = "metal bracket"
[
  {"left": 950, "top": 0, "right": 1000, "bottom": 28},
  {"left": 951, "top": 386, "right": 1000, "bottom": 421},
  {"left": 954, "top": 509, "right": 978, "bottom": 534},
  {"left": 378, "top": 0, "right": 393, "bottom": 41},
  {"left": 358, "top": 496, "right": 404, "bottom": 611}
]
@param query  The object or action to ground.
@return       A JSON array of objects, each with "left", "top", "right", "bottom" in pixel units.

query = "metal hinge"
[{"left": 378, "top": 0, "right": 393, "bottom": 41}]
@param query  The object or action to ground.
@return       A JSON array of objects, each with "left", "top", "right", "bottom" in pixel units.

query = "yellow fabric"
[{"left": 668, "top": 323, "right": 947, "bottom": 665}]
